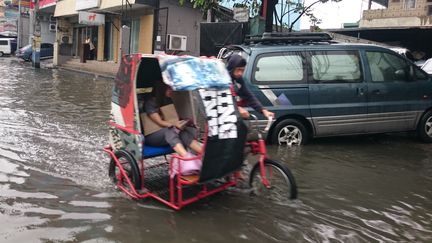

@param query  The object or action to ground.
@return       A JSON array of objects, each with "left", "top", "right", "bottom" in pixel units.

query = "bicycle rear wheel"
[
  {"left": 108, "top": 150, "right": 141, "bottom": 190},
  {"left": 249, "top": 159, "right": 297, "bottom": 200}
]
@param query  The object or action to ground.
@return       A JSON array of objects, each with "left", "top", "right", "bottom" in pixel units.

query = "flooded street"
[{"left": 0, "top": 58, "right": 431, "bottom": 242}]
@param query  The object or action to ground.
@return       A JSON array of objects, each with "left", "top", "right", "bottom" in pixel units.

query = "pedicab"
[{"left": 103, "top": 54, "right": 297, "bottom": 210}]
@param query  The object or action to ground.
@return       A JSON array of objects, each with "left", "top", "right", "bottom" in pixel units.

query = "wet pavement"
[{"left": 0, "top": 57, "right": 431, "bottom": 242}]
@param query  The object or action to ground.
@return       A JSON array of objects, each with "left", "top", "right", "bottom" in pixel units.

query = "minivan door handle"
[{"left": 357, "top": 87, "right": 365, "bottom": 96}]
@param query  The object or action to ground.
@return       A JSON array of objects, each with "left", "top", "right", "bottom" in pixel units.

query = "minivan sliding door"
[{"left": 308, "top": 50, "right": 368, "bottom": 136}]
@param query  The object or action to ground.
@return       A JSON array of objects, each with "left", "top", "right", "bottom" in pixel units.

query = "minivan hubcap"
[
  {"left": 278, "top": 125, "right": 302, "bottom": 146},
  {"left": 425, "top": 117, "right": 432, "bottom": 137}
]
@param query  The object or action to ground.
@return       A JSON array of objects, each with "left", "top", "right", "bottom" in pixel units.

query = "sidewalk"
[{"left": 59, "top": 58, "right": 119, "bottom": 79}]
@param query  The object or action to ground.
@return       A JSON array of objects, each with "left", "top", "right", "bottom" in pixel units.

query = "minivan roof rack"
[{"left": 245, "top": 32, "right": 335, "bottom": 45}]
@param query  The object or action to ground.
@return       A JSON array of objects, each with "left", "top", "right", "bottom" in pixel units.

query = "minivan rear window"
[
  {"left": 311, "top": 51, "right": 362, "bottom": 83},
  {"left": 366, "top": 51, "right": 428, "bottom": 82},
  {"left": 253, "top": 52, "right": 304, "bottom": 83}
]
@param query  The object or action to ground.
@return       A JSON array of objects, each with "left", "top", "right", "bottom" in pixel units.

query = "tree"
[
  {"left": 178, "top": 0, "right": 220, "bottom": 13},
  {"left": 268, "top": 0, "right": 343, "bottom": 32},
  {"left": 178, "top": 0, "right": 342, "bottom": 32}
]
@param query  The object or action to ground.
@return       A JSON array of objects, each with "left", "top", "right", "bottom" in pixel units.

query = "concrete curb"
[{"left": 58, "top": 66, "right": 116, "bottom": 79}]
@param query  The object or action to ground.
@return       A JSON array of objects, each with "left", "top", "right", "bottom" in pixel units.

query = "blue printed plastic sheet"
[{"left": 158, "top": 55, "right": 231, "bottom": 91}]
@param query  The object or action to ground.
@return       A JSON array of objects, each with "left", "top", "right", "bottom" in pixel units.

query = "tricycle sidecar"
[{"left": 104, "top": 54, "right": 297, "bottom": 210}]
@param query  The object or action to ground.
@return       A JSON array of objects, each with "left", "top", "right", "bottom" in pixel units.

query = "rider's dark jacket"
[{"left": 226, "top": 54, "right": 264, "bottom": 113}]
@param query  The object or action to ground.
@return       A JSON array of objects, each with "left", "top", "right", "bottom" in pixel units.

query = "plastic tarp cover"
[{"left": 158, "top": 55, "right": 231, "bottom": 91}]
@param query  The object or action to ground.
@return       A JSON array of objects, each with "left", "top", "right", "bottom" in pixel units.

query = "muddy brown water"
[{"left": 0, "top": 58, "right": 431, "bottom": 242}]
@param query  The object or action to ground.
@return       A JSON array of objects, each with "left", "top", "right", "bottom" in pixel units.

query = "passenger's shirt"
[{"left": 144, "top": 97, "right": 173, "bottom": 115}]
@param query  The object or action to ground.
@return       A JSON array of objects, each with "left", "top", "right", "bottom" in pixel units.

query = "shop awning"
[
  {"left": 99, "top": 0, "right": 158, "bottom": 11},
  {"left": 54, "top": 0, "right": 78, "bottom": 17},
  {"left": 55, "top": 0, "right": 158, "bottom": 17},
  {"left": 39, "top": 0, "right": 57, "bottom": 9}
]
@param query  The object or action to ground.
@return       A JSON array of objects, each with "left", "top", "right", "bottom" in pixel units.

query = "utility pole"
[
  {"left": 17, "top": 0, "right": 21, "bottom": 48},
  {"left": 31, "top": 0, "right": 41, "bottom": 68},
  {"left": 263, "top": 0, "right": 278, "bottom": 32}
]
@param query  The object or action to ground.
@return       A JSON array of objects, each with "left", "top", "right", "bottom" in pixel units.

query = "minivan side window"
[
  {"left": 0, "top": 40, "right": 8, "bottom": 45},
  {"left": 253, "top": 52, "right": 305, "bottom": 84},
  {"left": 366, "top": 51, "right": 427, "bottom": 82},
  {"left": 366, "top": 51, "right": 408, "bottom": 82},
  {"left": 311, "top": 51, "right": 362, "bottom": 83}
]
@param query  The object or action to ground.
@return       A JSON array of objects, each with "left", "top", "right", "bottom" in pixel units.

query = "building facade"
[
  {"left": 361, "top": 0, "right": 432, "bottom": 28},
  {"left": 53, "top": 0, "right": 203, "bottom": 66},
  {"left": 330, "top": 0, "right": 432, "bottom": 60},
  {"left": 36, "top": 0, "right": 57, "bottom": 45},
  {"left": 54, "top": 0, "right": 157, "bottom": 65}
]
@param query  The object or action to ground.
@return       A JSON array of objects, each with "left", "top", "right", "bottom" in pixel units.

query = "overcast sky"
[{"left": 300, "top": 0, "right": 384, "bottom": 29}]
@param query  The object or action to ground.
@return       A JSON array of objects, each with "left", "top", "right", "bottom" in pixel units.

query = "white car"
[{"left": 422, "top": 59, "right": 432, "bottom": 75}]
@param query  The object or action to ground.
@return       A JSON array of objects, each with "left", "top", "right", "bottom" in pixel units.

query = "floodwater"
[{"left": 0, "top": 58, "right": 431, "bottom": 242}]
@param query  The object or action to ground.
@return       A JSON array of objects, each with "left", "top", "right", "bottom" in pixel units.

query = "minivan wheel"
[
  {"left": 417, "top": 110, "right": 432, "bottom": 143},
  {"left": 0, "top": 52, "right": 4, "bottom": 57},
  {"left": 271, "top": 119, "right": 309, "bottom": 146}
]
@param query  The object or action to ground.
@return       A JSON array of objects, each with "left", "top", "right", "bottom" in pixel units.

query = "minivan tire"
[
  {"left": 271, "top": 119, "right": 309, "bottom": 145},
  {"left": 0, "top": 52, "right": 3, "bottom": 57},
  {"left": 417, "top": 110, "right": 432, "bottom": 143}
]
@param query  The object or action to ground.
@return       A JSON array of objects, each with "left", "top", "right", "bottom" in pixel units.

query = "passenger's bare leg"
[
  {"left": 173, "top": 143, "right": 188, "bottom": 157},
  {"left": 189, "top": 140, "right": 203, "bottom": 154}
]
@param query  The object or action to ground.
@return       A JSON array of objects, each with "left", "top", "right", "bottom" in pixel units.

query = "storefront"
[
  {"left": 72, "top": 25, "right": 98, "bottom": 59},
  {"left": 54, "top": 0, "right": 158, "bottom": 65},
  {"left": 71, "top": 11, "right": 105, "bottom": 60}
]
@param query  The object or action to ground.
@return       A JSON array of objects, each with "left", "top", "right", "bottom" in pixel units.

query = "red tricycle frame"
[{"left": 104, "top": 54, "right": 297, "bottom": 210}]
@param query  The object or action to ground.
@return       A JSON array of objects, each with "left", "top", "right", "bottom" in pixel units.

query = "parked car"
[
  {"left": 220, "top": 32, "right": 432, "bottom": 145},
  {"left": 421, "top": 58, "right": 432, "bottom": 75},
  {"left": 16, "top": 43, "right": 54, "bottom": 61},
  {"left": 0, "top": 38, "right": 17, "bottom": 56}
]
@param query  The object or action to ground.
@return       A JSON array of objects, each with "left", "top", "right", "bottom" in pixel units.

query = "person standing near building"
[{"left": 85, "top": 37, "right": 95, "bottom": 60}]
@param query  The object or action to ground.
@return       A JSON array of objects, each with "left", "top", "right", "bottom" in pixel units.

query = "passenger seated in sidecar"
[
  {"left": 134, "top": 57, "right": 201, "bottom": 160},
  {"left": 141, "top": 80, "right": 202, "bottom": 158},
  {"left": 133, "top": 56, "right": 246, "bottom": 185}
]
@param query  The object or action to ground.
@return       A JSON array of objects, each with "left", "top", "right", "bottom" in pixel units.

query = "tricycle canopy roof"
[{"left": 131, "top": 54, "right": 232, "bottom": 91}]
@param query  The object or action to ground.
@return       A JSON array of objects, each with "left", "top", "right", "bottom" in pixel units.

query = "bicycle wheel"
[
  {"left": 108, "top": 150, "right": 141, "bottom": 190},
  {"left": 249, "top": 159, "right": 297, "bottom": 200}
]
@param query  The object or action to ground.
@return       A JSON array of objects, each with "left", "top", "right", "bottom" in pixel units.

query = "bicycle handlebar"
[
  {"left": 264, "top": 116, "right": 273, "bottom": 132},
  {"left": 249, "top": 114, "right": 274, "bottom": 133}
]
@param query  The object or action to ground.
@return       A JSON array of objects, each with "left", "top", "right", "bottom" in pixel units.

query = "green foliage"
[
  {"left": 179, "top": 0, "right": 221, "bottom": 12},
  {"left": 274, "top": 0, "right": 343, "bottom": 31},
  {"left": 177, "top": 0, "right": 343, "bottom": 27}
]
